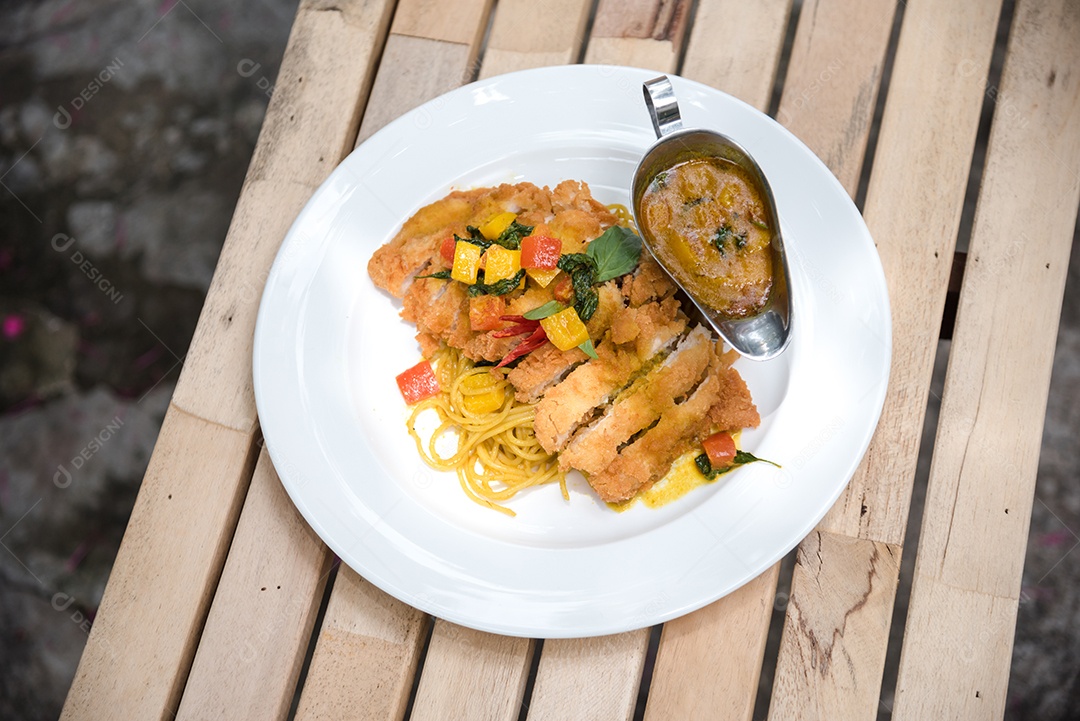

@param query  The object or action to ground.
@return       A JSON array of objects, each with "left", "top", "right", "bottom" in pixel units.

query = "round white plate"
[{"left": 253, "top": 65, "right": 891, "bottom": 638}]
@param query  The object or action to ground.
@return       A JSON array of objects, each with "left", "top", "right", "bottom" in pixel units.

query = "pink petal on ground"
[
  {"left": 2, "top": 313, "right": 26, "bottom": 339},
  {"left": 1038, "top": 529, "right": 1074, "bottom": 548}
]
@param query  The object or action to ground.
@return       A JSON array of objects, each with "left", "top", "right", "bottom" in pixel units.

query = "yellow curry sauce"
[
  {"left": 608, "top": 432, "right": 742, "bottom": 512},
  {"left": 640, "top": 157, "right": 773, "bottom": 317}
]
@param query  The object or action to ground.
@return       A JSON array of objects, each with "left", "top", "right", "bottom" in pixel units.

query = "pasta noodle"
[
  {"left": 607, "top": 202, "right": 636, "bottom": 230},
  {"left": 407, "top": 345, "right": 567, "bottom": 516}
]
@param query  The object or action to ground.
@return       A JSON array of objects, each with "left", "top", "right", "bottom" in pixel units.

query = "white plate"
[{"left": 253, "top": 65, "right": 891, "bottom": 638}]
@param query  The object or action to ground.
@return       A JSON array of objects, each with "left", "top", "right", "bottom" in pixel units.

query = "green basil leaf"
[
  {"left": 457, "top": 230, "right": 491, "bottom": 250},
  {"left": 586, "top": 225, "right": 643, "bottom": 283},
  {"left": 557, "top": 253, "right": 600, "bottom": 322},
  {"left": 415, "top": 269, "right": 452, "bottom": 280},
  {"left": 490, "top": 220, "right": 533, "bottom": 250},
  {"left": 578, "top": 338, "right": 599, "bottom": 360},
  {"left": 695, "top": 449, "right": 780, "bottom": 481},
  {"left": 732, "top": 450, "right": 781, "bottom": 468},
  {"left": 523, "top": 301, "right": 565, "bottom": 320},
  {"left": 467, "top": 269, "right": 526, "bottom": 297}
]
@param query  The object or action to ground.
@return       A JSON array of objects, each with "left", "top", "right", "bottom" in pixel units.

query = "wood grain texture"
[
  {"left": 680, "top": 0, "right": 793, "bottom": 112},
  {"left": 645, "top": 566, "right": 780, "bottom": 721},
  {"left": 60, "top": 408, "right": 257, "bottom": 721},
  {"left": 767, "top": 533, "right": 899, "bottom": 721},
  {"left": 391, "top": 0, "right": 492, "bottom": 46},
  {"left": 479, "top": 0, "right": 593, "bottom": 79},
  {"left": 357, "top": 0, "right": 496, "bottom": 142},
  {"left": 766, "top": 0, "right": 1005, "bottom": 716},
  {"left": 175, "top": 447, "right": 333, "bottom": 721},
  {"left": 174, "top": 0, "right": 396, "bottom": 430},
  {"left": 774, "top": 0, "right": 896, "bottom": 193},
  {"left": 294, "top": 569, "right": 431, "bottom": 720},
  {"left": 894, "top": 0, "right": 1080, "bottom": 716},
  {"left": 820, "top": 0, "right": 1002, "bottom": 545},
  {"left": 409, "top": 624, "right": 534, "bottom": 721},
  {"left": 60, "top": 2, "right": 395, "bottom": 718},
  {"left": 357, "top": 35, "right": 475, "bottom": 142},
  {"left": 584, "top": 0, "right": 692, "bottom": 70},
  {"left": 527, "top": 631, "right": 650, "bottom": 721}
]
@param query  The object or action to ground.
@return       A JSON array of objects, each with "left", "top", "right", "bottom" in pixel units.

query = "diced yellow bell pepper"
[
  {"left": 479, "top": 212, "right": 517, "bottom": 240},
  {"left": 451, "top": 241, "right": 483, "bottom": 284},
  {"left": 460, "top": 373, "right": 505, "bottom": 414},
  {"left": 540, "top": 307, "right": 590, "bottom": 351},
  {"left": 483, "top": 245, "right": 521, "bottom": 284},
  {"left": 526, "top": 268, "right": 561, "bottom": 288}
]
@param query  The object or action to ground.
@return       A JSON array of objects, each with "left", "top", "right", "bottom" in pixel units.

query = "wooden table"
[{"left": 59, "top": 0, "right": 1079, "bottom": 718}]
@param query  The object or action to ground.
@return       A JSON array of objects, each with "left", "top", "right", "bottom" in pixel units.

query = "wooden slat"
[
  {"left": 527, "top": 631, "right": 650, "bottom": 721},
  {"left": 478, "top": 0, "right": 593, "bottom": 78},
  {"left": 60, "top": 410, "right": 257, "bottom": 720},
  {"left": 679, "top": 0, "right": 793, "bottom": 111},
  {"left": 894, "top": 0, "right": 1080, "bottom": 716},
  {"left": 59, "top": 2, "right": 395, "bottom": 718},
  {"left": 175, "top": 448, "right": 332, "bottom": 720},
  {"left": 767, "top": 532, "right": 899, "bottom": 720},
  {"left": 410, "top": 626, "right": 534, "bottom": 721},
  {"left": 643, "top": 2, "right": 895, "bottom": 718},
  {"left": 583, "top": 0, "right": 692, "bottom": 70},
  {"left": 766, "top": 0, "right": 1005, "bottom": 717},
  {"left": 774, "top": 0, "right": 897, "bottom": 193},
  {"left": 645, "top": 566, "right": 779, "bottom": 721},
  {"left": 295, "top": 569, "right": 430, "bottom": 719},
  {"left": 356, "top": 0, "right": 495, "bottom": 142},
  {"left": 174, "top": 0, "right": 394, "bottom": 428}
]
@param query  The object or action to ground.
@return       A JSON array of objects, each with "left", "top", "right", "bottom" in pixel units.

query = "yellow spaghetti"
[
  {"left": 406, "top": 345, "right": 567, "bottom": 516},
  {"left": 607, "top": 202, "right": 637, "bottom": 230}
]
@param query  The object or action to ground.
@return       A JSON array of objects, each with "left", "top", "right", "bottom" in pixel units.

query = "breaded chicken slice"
[
  {"left": 507, "top": 343, "right": 588, "bottom": 404},
  {"left": 559, "top": 326, "right": 713, "bottom": 475},
  {"left": 533, "top": 309, "right": 686, "bottom": 453},
  {"left": 587, "top": 354, "right": 727, "bottom": 503},
  {"left": 621, "top": 256, "right": 679, "bottom": 307}
]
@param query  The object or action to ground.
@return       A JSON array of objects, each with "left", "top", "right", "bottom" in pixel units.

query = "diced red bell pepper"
[
  {"left": 469, "top": 295, "right": 506, "bottom": 331},
  {"left": 552, "top": 274, "right": 574, "bottom": 304},
  {"left": 439, "top": 236, "right": 456, "bottom": 264},
  {"left": 396, "top": 360, "right": 441, "bottom": 405},
  {"left": 495, "top": 326, "right": 548, "bottom": 368},
  {"left": 702, "top": 432, "right": 737, "bottom": 468},
  {"left": 521, "top": 235, "right": 562, "bottom": 269}
]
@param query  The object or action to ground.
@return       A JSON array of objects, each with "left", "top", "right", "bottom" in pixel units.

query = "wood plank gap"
[
  {"left": 752, "top": 550, "right": 798, "bottom": 721},
  {"left": 514, "top": 638, "right": 545, "bottom": 721},
  {"left": 574, "top": 0, "right": 603, "bottom": 65},
  {"left": 168, "top": 425, "right": 262, "bottom": 716},
  {"left": 286, "top": 560, "right": 341, "bottom": 721},
  {"left": 672, "top": 0, "right": 702, "bottom": 76},
  {"left": 469, "top": 0, "right": 500, "bottom": 81},
  {"left": 400, "top": 615, "right": 436, "bottom": 721},
  {"left": 852, "top": 0, "right": 907, "bottom": 213},
  {"left": 954, "top": 0, "right": 1018, "bottom": 256},
  {"left": 765, "top": 0, "right": 803, "bottom": 119},
  {"left": 631, "top": 625, "right": 663, "bottom": 721},
  {"left": 874, "top": 339, "right": 950, "bottom": 719}
]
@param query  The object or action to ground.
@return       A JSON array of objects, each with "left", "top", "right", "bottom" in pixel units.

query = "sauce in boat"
[{"left": 640, "top": 157, "right": 774, "bottom": 318}]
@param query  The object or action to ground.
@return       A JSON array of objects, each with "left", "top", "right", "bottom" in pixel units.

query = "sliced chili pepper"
[
  {"left": 491, "top": 315, "right": 540, "bottom": 338},
  {"left": 495, "top": 327, "right": 548, "bottom": 368}
]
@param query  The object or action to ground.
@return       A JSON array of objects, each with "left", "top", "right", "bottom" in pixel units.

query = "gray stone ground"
[{"left": 0, "top": 1, "right": 1077, "bottom": 719}]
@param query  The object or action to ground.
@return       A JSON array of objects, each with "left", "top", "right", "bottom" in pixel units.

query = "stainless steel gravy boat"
[{"left": 631, "top": 75, "right": 793, "bottom": 361}]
